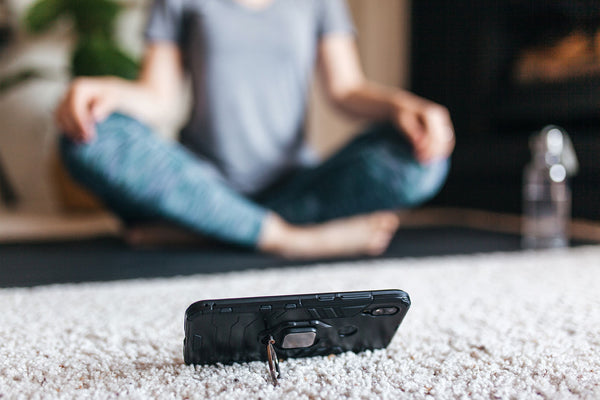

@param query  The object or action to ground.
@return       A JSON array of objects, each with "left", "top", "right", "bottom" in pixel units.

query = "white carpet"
[{"left": 1, "top": 247, "right": 599, "bottom": 399}]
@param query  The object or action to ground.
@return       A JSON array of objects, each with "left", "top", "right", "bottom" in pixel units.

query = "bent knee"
[
  {"left": 360, "top": 146, "right": 450, "bottom": 210},
  {"left": 377, "top": 157, "right": 449, "bottom": 209},
  {"left": 398, "top": 158, "right": 450, "bottom": 207},
  {"left": 60, "top": 113, "right": 147, "bottom": 161},
  {"left": 59, "top": 113, "right": 145, "bottom": 182},
  {"left": 58, "top": 134, "right": 103, "bottom": 190},
  {"left": 58, "top": 131, "right": 106, "bottom": 175}
]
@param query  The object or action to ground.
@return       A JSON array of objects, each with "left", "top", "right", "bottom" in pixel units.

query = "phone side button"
[
  {"left": 317, "top": 295, "right": 335, "bottom": 302},
  {"left": 340, "top": 293, "right": 372, "bottom": 300},
  {"left": 193, "top": 335, "right": 202, "bottom": 351},
  {"left": 260, "top": 305, "right": 272, "bottom": 311},
  {"left": 284, "top": 303, "right": 297, "bottom": 309}
]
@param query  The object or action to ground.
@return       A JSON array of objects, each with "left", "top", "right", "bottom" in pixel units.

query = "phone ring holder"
[{"left": 266, "top": 335, "right": 281, "bottom": 386}]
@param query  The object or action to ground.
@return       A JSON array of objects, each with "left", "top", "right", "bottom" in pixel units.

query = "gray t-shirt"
[{"left": 145, "top": 0, "right": 354, "bottom": 194}]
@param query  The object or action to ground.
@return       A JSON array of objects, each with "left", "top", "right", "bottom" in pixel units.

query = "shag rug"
[{"left": 1, "top": 247, "right": 599, "bottom": 399}]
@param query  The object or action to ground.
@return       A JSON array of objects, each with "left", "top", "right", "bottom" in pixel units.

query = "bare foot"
[{"left": 259, "top": 212, "right": 401, "bottom": 259}]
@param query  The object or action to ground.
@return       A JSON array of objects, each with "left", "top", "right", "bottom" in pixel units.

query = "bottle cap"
[{"left": 530, "top": 125, "right": 579, "bottom": 176}]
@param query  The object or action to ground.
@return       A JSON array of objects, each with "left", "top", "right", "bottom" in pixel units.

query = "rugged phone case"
[{"left": 183, "top": 289, "right": 411, "bottom": 365}]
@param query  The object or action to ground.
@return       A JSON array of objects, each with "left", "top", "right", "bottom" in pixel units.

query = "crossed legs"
[{"left": 60, "top": 114, "right": 449, "bottom": 258}]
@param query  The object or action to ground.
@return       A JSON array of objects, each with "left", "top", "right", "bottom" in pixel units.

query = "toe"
[
  {"left": 376, "top": 212, "right": 401, "bottom": 231},
  {"left": 367, "top": 231, "right": 393, "bottom": 256}
]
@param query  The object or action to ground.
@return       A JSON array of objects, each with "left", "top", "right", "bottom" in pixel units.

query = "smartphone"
[{"left": 183, "top": 289, "right": 410, "bottom": 365}]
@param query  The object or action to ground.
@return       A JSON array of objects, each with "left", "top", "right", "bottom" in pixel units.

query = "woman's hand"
[
  {"left": 55, "top": 77, "right": 121, "bottom": 143},
  {"left": 55, "top": 43, "right": 185, "bottom": 143},
  {"left": 317, "top": 35, "right": 454, "bottom": 164},
  {"left": 390, "top": 92, "right": 455, "bottom": 164}
]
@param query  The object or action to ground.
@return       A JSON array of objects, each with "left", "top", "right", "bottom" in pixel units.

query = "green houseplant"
[
  {"left": 0, "top": 0, "right": 139, "bottom": 92},
  {"left": 25, "top": 0, "right": 139, "bottom": 79},
  {"left": 0, "top": 0, "right": 140, "bottom": 209}
]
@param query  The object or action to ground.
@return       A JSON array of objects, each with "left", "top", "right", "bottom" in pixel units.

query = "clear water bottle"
[{"left": 522, "top": 126, "right": 578, "bottom": 249}]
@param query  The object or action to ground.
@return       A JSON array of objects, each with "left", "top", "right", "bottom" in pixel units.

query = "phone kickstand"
[{"left": 266, "top": 335, "right": 281, "bottom": 386}]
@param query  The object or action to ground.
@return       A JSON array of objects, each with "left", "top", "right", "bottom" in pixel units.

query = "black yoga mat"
[{"left": 0, "top": 226, "right": 583, "bottom": 288}]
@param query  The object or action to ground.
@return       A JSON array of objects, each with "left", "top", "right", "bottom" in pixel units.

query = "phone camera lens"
[
  {"left": 281, "top": 328, "right": 317, "bottom": 349},
  {"left": 371, "top": 307, "right": 398, "bottom": 316}
]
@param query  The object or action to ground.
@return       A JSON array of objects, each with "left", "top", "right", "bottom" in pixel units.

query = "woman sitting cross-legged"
[{"left": 56, "top": 0, "right": 455, "bottom": 259}]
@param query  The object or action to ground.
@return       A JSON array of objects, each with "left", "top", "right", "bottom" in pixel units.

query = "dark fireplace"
[
  {"left": 511, "top": 1, "right": 600, "bottom": 82},
  {"left": 498, "top": 1, "right": 600, "bottom": 129},
  {"left": 411, "top": 0, "right": 600, "bottom": 220}
]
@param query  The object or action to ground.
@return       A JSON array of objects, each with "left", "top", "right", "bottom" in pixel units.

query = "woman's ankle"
[{"left": 257, "top": 213, "right": 295, "bottom": 254}]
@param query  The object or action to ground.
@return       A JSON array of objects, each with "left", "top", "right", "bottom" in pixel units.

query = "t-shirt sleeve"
[
  {"left": 317, "top": 0, "right": 355, "bottom": 37},
  {"left": 144, "top": 0, "right": 184, "bottom": 43}
]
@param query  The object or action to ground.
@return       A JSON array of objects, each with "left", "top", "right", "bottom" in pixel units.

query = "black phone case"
[{"left": 183, "top": 289, "right": 410, "bottom": 365}]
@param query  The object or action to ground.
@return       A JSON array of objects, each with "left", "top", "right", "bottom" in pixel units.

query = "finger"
[
  {"left": 82, "top": 120, "right": 96, "bottom": 143},
  {"left": 421, "top": 133, "right": 455, "bottom": 163},
  {"left": 61, "top": 102, "right": 89, "bottom": 142},
  {"left": 57, "top": 109, "right": 81, "bottom": 142},
  {"left": 73, "top": 102, "right": 93, "bottom": 141},
  {"left": 90, "top": 96, "right": 114, "bottom": 124},
  {"left": 442, "top": 129, "right": 456, "bottom": 157},
  {"left": 69, "top": 85, "right": 96, "bottom": 141},
  {"left": 418, "top": 140, "right": 448, "bottom": 163},
  {"left": 433, "top": 124, "right": 455, "bottom": 159},
  {"left": 413, "top": 122, "right": 436, "bottom": 163},
  {"left": 397, "top": 113, "right": 425, "bottom": 146},
  {"left": 396, "top": 106, "right": 452, "bottom": 163},
  {"left": 421, "top": 104, "right": 450, "bottom": 135},
  {"left": 55, "top": 100, "right": 77, "bottom": 137},
  {"left": 414, "top": 148, "right": 432, "bottom": 164},
  {"left": 422, "top": 110, "right": 454, "bottom": 160},
  {"left": 66, "top": 109, "right": 94, "bottom": 143},
  {"left": 414, "top": 133, "right": 448, "bottom": 163}
]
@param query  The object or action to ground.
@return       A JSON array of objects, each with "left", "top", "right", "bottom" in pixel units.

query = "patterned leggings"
[{"left": 60, "top": 113, "right": 449, "bottom": 248}]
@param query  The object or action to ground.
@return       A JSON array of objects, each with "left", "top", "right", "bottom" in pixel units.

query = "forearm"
[
  {"left": 332, "top": 80, "right": 426, "bottom": 124},
  {"left": 57, "top": 43, "right": 184, "bottom": 142},
  {"left": 105, "top": 77, "right": 179, "bottom": 125},
  {"left": 317, "top": 34, "right": 454, "bottom": 163},
  {"left": 107, "top": 43, "right": 184, "bottom": 125},
  {"left": 317, "top": 35, "right": 429, "bottom": 125},
  {"left": 334, "top": 83, "right": 438, "bottom": 125},
  {"left": 331, "top": 81, "right": 397, "bottom": 121}
]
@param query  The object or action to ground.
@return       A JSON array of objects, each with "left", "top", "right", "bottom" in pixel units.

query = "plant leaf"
[
  {"left": 72, "top": 37, "right": 139, "bottom": 80},
  {"left": 24, "top": 0, "right": 66, "bottom": 33},
  {"left": 66, "top": 0, "right": 122, "bottom": 39}
]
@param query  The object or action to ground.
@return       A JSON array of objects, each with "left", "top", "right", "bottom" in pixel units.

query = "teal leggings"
[{"left": 60, "top": 113, "right": 449, "bottom": 248}]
